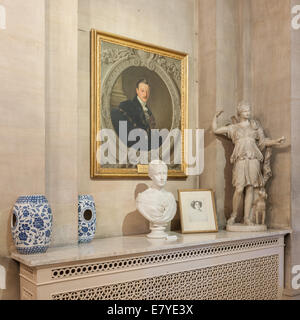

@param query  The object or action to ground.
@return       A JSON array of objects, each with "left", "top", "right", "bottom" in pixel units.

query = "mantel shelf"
[{"left": 11, "top": 229, "right": 291, "bottom": 268}]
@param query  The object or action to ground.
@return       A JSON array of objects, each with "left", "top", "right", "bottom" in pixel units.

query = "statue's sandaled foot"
[
  {"left": 227, "top": 216, "right": 236, "bottom": 226},
  {"left": 244, "top": 219, "right": 254, "bottom": 226}
]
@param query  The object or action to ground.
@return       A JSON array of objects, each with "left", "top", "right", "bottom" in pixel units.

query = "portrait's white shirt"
[{"left": 137, "top": 96, "right": 149, "bottom": 114}]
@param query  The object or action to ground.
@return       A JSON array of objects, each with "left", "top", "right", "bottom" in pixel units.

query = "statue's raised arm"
[{"left": 212, "top": 109, "right": 230, "bottom": 136}]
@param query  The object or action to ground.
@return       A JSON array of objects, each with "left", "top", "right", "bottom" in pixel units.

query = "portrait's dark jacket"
[{"left": 110, "top": 95, "right": 156, "bottom": 150}]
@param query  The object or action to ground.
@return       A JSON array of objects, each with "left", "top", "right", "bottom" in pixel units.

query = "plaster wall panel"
[
  {"left": 215, "top": 0, "right": 242, "bottom": 228},
  {"left": 197, "top": 0, "right": 218, "bottom": 212},
  {"left": 284, "top": 0, "right": 300, "bottom": 298},
  {"left": 251, "top": 0, "right": 291, "bottom": 229},
  {"left": 0, "top": 0, "right": 46, "bottom": 299},
  {"left": 45, "top": 0, "right": 78, "bottom": 246},
  {"left": 78, "top": 0, "right": 199, "bottom": 238},
  {"left": 291, "top": 99, "right": 300, "bottom": 231},
  {"left": 198, "top": 0, "right": 247, "bottom": 229},
  {"left": 241, "top": 0, "right": 252, "bottom": 104},
  {"left": 291, "top": 0, "right": 300, "bottom": 233},
  {"left": 291, "top": 18, "right": 300, "bottom": 101}
]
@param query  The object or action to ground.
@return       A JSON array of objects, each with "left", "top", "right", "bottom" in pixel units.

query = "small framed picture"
[{"left": 178, "top": 189, "right": 218, "bottom": 233}]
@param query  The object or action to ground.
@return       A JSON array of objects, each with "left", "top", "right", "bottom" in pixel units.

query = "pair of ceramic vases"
[{"left": 11, "top": 195, "right": 96, "bottom": 255}]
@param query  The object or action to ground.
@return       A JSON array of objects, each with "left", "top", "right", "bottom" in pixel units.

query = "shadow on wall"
[
  {"left": 171, "top": 201, "right": 181, "bottom": 232},
  {"left": 265, "top": 144, "right": 291, "bottom": 228},
  {"left": 0, "top": 203, "right": 19, "bottom": 300},
  {"left": 122, "top": 183, "right": 150, "bottom": 236},
  {"left": 215, "top": 134, "right": 236, "bottom": 222},
  {"left": 7, "top": 207, "right": 15, "bottom": 255},
  {"left": 0, "top": 257, "right": 19, "bottom": 300}
]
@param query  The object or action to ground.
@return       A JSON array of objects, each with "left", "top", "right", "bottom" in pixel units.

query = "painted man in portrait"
[{"left": 110, "top": 78, "right": 156, "bottom": 150}]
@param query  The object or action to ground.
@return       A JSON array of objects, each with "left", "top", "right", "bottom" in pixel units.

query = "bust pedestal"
[{"left": 147, "top": 222, "right": 169, "bottom": 239}]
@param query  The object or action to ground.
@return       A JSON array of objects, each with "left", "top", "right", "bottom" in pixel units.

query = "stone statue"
[
  {"left": 136, "top": 160, "right": 177, "bottom": 238},
  {"left": 212, "top": 103, "right": 285, "bottom": 231}
]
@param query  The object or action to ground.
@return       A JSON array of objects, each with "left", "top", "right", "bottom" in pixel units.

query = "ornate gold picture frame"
[
  {"left": 91, "top": 30, "right": 188, "bottom": 178},
  {"left": 178, "top": 189, "right": 218, "bottom": 233}
]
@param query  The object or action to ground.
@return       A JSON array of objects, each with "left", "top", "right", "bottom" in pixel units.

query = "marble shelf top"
[{"left": 11, "top": 229, "right": 291, "bottom": 267}]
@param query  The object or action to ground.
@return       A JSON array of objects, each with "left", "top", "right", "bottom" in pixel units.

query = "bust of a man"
[{"left": 136, "top": 160, "right": 176, "bottom": 239}]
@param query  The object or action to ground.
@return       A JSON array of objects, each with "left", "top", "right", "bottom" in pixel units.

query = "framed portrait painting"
[
  {"left": 178, "top": 189, "right": 218, "bottom": 233},
  {"left": 91, "top": 30, "right": 188, "bottom": 178}
]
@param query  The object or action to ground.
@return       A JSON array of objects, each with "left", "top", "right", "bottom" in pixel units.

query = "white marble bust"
[{"left": 136, "top": 160, "right": 176, "bottom": 239}]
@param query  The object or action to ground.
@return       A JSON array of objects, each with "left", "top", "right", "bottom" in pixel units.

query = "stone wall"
[
  {"left": 45, "top": 0, "right": 78, "bottom": 247},
  {"left": 285, "top": 0, "right": 300, "bottom": 296},
  {"left": 251, "top": 0, "right": 291, "bottom": 229},
  {"left": 0, "top": 0, "right": 46, "bottom": 299}
]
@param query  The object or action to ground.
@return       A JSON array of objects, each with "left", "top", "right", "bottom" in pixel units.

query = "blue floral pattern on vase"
[
  {"left": 78, "top": 195, "right": 96, "bottom": 243},
  {"left": 11, "top": 195, "right": 52, "bottom": 254}
]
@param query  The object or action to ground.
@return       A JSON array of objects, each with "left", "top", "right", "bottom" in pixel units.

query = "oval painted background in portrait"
[{"left": 110, "top": 66, "right": 173, "bottom": 131}]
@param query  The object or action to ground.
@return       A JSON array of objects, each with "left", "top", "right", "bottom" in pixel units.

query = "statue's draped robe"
[{"left": 222, "top": 120, "right": 268, "bottom": 189}]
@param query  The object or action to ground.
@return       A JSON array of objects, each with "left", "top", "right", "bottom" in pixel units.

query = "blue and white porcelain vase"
[
  {"left": 11, "top": 195, "right": 52, "bottom": 254},
  {"left": 78, "top": 195, "right": 96, "bottom": 243}
]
